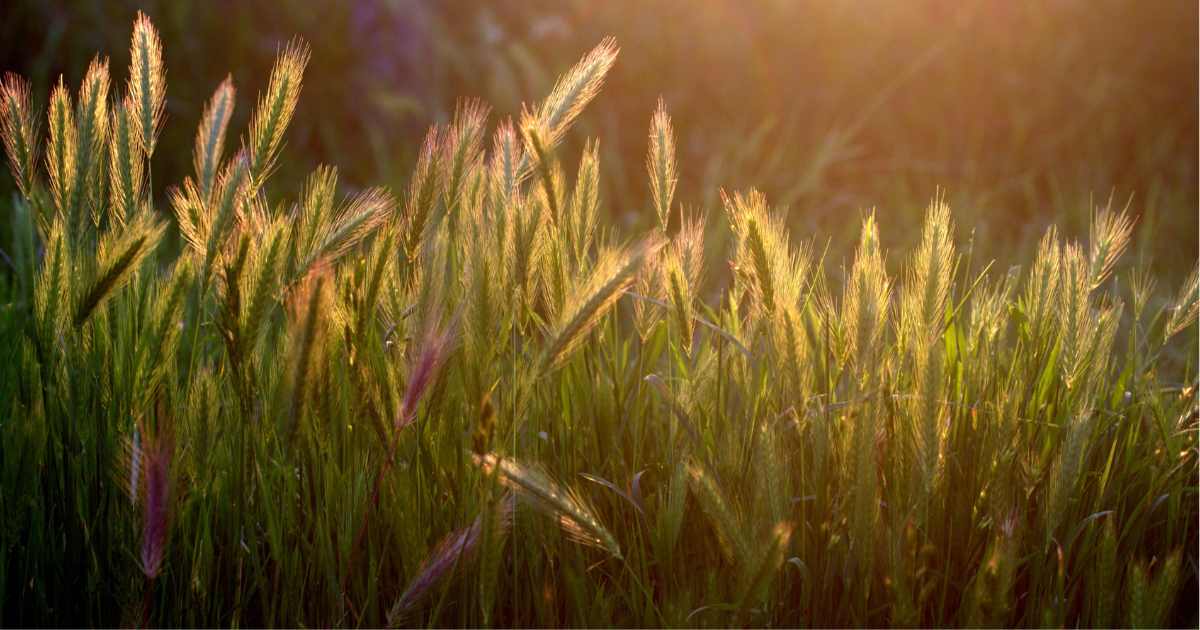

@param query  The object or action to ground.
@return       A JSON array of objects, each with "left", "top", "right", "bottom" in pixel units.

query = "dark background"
[{"left": 2, "top": 0, "right": 1196, "bottom": 281}]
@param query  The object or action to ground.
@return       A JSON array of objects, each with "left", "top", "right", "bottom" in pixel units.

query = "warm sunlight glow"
[{"left": 0, "top": 2, "right": 1195, "bottom": 627}]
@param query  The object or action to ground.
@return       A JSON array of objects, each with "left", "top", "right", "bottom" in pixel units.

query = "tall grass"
[{"left": 0, "top": 15, "right": 1196, "bottom": 628}]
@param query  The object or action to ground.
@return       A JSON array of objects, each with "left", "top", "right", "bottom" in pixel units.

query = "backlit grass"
[{"left": 0, "top": 15, "right": 1196, "bottom": 628}]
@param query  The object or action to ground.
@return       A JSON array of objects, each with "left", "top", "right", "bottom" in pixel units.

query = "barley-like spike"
[
  {"left": 737, "top": 521, "right": 794, "bottom": 608},
  {"left": 746, "top": 217, "right": 776, "bottom": 313},
  {"left": 194, "top": 77, "right": 235, "bottom": 200},
  {"left": 218, "top": 237, "right": 252, "bottom": 392},
  {"left": 477, "top": 492, "right": 513, "bottom": 626},
  {"left": 146, "top": 260, "right": 193, "bottom": 362},
  {"left": 527, "top": 128, "right": 561, "bottom": 227},
  {"left": 506, "top": 197, "right": 546, "bottom": 304},
  {"left": 304, "top": 187, "right": 396, "bottom": 273},
  {"left": 968, "top": 271, "right": 1015, "bottom": 353},
  {"left": 358, "top": 229, "right": 395, "bottom": 338},
  {"left": 442, "top": 98, "right": 489, "bottom": 211},
  {"left": 677, "top": 207, "right": 707, "bottom": 290},
  {"left": 1045, "top": 409, "right": 1093, "bottom": 536},
  {"left": 631, "top": 258, "right": 663, "bottom": 342},
  {"left": 666, "top": 254, "right": 694, "bottom": 353},
  {"left": 775, "top": 304, "right": 806, "bottom": 395},
  {"left": 723, "top": 189, "right": 803, "bottom": 319},
  {"left": 241, "top": 223, "right": 285, "bottom": 343},
  {"left": 108, "top": 97, "right": 143, "bottom": 226},
  {"left": 647, "top": 97, "right": 677, "bottom": 233},
  {"left": 293, "top": 165, "right": 338, "bottom": 269},
  {"left": 519, "top": 36, "right": 619, "bottom": 165},
  {"left": 1125, "top": 560, "right": 1149, "bottom": 628},
  {"left": 388, "top": 496, "right": 515, "bottom": 626},
  {"left": 201, "top": 157, "right": 250, "bottom": 284},
  {"left": 1058, "top": 244, "right": 1093, "bottom": 390},
  {"left": 1163, "top": 263, "right": 1199, "bottom": 342},
  {"left": 169, "top": 179, "right": 204, "bottom": 254},
  {"left": 75, "top": 214, "right": 167, "bottom": 326},
  {"left": 73, "top": 55, "right": 110, "bottom": 226},
  {"left": 319, "top": 189, "right": 398, "bottom": 262},
  {"left": 128, "top": 12, "right": 166, "bottom": 158},
  {"left": 396, "top": 321, "right": 454, "bottom": 431},
  {"left": 687, "top": 461, "right": 748, "bottom": 564},
  {"left": 139, "top": 423, "right": 174, "bottom": 580},
  {"left": 1087, "top": 202, "right": 1134, "bottom": 290},
  {"left": 470, "top": 223, "right": 512, "bottom": 357},
  {"left": 474, "top": 453, "right": 622, "bottom": 559},
  {"left": 911, "top": 198, "right": 954, "bottom": 338},
  {"left": 540, "top": 211, "right": 570, "bottom": 315},
  {"left": 900, "top": 199, "right": 954, "bottom": 490},
  {"left": 1147, "top": 551, "right": 1181, "bottom": 627},
  {"left": 34, "top": 219, "right": 68, "bottom": 343},
  {"left": 844, "top": 212, "right": 891, "bottom": 366},
  {"left": 915, "top": 345, "right": 944, "bottom": 488},
  {"left": 46, "top": 77, "right": 76, "bottom": 218},
  {"left": 1023, "top": 227, "right": 1062, "bottom": 344},
  {"left": 404, "top": 127, "right": 442, "bottom": 265},
  {"left": 287, "top": 270, "right": 328, "bottom": 440},
  {"left": 567, "top": 139, "right": 600, "bottom": 265},
  {"left": 0, "top": 72, "right": 40, "bottom": 198},
  {"left": 488, "top": 118, "right": 524, "bottom": 215},
  {"left": 843, "top": 214, "right": 888, "bottom": 582},
  {"left": 540, "top": 237, "right": 663, "bottom": 372},
  {"left": 246, "top": 39, "right": 309, "bottom": 191}
]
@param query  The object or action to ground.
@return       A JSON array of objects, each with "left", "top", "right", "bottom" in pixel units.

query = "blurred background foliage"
[{"left": 2, "top": 0, "right": 1196, "bottom": 281}]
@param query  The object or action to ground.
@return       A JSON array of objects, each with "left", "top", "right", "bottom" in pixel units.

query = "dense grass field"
[{"left": 1, "top": 10, "right": 1197, "bottom": 628}]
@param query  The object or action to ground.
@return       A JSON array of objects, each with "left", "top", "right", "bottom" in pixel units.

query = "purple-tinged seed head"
[
  {"left": 139, "top": 428, "right": 173, "bottom": 580},
  {"left": 389, "top": 494, "right": 513, "bottom": 623},
  {"left": 396, "top": 323, "right": 454, "bottom": 432}
]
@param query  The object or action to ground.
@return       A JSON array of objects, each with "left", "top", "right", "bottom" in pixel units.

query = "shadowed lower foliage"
[{"left": 0, "top": 13, "right": 1196, "bottom": 629}]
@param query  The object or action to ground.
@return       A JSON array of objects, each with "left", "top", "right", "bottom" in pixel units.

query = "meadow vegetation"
[{"left": 0, "top": 14, "right": 1197, "bottom": 628}]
